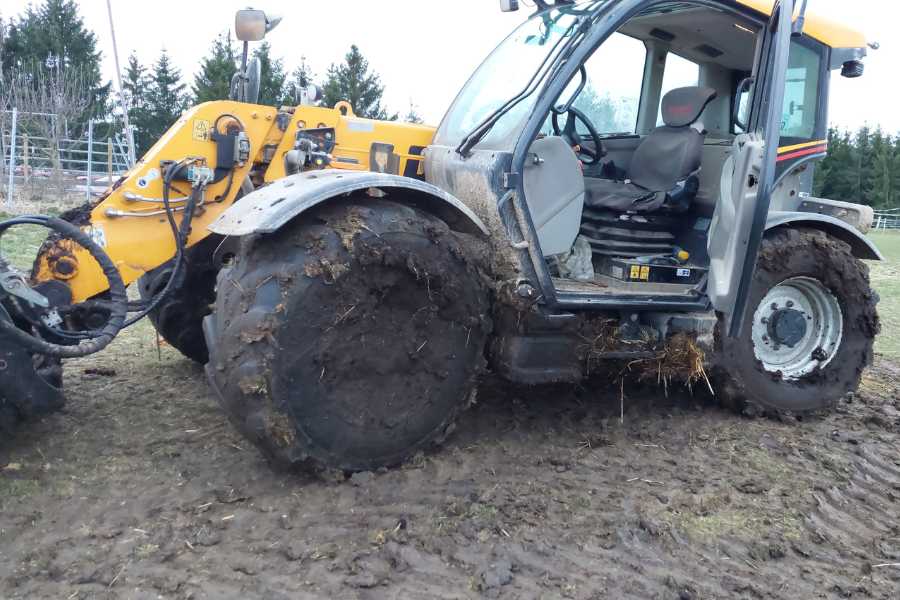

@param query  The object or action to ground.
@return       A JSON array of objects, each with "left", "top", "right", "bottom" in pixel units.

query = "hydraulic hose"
[
  {"left": 0, "top": 160, "right": 211, "bottom": 358},
  {"left": 121, "top": 160, "right": 199, "bottom": 327},
  {"left": 0, "top": 216, "right": 127, "bottom": 358}
]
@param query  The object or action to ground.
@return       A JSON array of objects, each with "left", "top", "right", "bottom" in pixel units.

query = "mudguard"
[
  {"left": 208, "top": 170, "right": 488, "bottom": 237},
  {"left": 766, "top": 211, "right": 883, "bottom": 261}
]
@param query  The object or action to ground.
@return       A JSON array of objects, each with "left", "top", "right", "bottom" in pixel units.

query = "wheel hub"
[
  {"left": 751, "top": 277, "right": 843, "bottom": 380},
  {"left": 767, "top": 307, "right": 808, "bottom": 348}
]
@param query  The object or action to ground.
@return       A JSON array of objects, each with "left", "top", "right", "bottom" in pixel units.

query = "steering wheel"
[{"left": 552, "top": 106, "right": 606, "bottom": 166}]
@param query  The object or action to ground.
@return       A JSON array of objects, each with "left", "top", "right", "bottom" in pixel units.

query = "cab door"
[{"left": 706, "top": 0, "right": 797, "bottom": 336}]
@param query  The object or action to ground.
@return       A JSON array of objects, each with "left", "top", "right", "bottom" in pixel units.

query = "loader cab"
[{"left": 429, "top": 0, "right": 868, "bottom": 319}]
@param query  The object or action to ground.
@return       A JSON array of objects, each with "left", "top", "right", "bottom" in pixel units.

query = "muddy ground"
[{"left": 1, "top": 321, "right": 899, "bottom": 599}]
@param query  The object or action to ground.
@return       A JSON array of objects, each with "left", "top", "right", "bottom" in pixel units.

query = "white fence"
[
  {"left": 1, "top": 108, "right": 134, "bottom": 208},
  {"left": 874, "top": 209, "right": 900, "bottom": 231}
]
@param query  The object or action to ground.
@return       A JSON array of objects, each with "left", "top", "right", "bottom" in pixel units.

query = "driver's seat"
[{"left": 584, "top": 86, "right": 717, "bottom": 213}]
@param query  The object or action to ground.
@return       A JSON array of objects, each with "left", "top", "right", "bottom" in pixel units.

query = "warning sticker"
[
  {"left": 630, "top": 265, "right": 641, "bottom": 280},
  {"left": 677, "top": 268, "right": 692, "bottom": 278},
  {"left": 192, "top": 119, "right": 211, "bottom": 142},
  {"left": 640, "top": 266, "right": 651, "bottom": 281},
  {"left": 85, "top": 224, "right": 107, "bottom": 248}
]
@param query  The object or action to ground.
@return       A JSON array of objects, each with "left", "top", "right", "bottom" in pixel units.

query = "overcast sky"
[{"left": 2, "top": 0, "right": 892, "bottom": 131}]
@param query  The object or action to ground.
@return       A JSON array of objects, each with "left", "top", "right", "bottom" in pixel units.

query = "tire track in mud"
[{"left": 1, "top": 331, "right": 900, "bottom": 599}]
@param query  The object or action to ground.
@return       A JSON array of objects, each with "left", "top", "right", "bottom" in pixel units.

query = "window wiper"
[{"left": 456, "top": 18, "right": 584, "bottom": 157}]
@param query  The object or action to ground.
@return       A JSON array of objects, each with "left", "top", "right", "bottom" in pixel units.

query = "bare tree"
[{"left": 8, "top": 63, "right": 91, "bottom": 199}]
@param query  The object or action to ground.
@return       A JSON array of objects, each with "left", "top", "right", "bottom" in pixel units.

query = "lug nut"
[
  {"left": 516, "top": 283, "right": 536, "bottom": 299},
  {"left": 787, "top": 300, "right": 795, "bottom": 308},
  {"left": 771, "top": 303, "right": 778, "bottom": 310}
]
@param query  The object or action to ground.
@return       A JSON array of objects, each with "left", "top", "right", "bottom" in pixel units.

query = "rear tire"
[
  {"left": 716, "top": 228, "right": 879, "bottom": 414},
  {"left": 204, "top": 200, "right": 491, "bottom": 473},
  {"left": 138, "top": 235, "right": 222, "bottom": 364}
]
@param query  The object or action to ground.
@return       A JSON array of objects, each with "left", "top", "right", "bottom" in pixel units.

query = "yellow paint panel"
[
  {"left": 35, "top": 101, "right": 281, "bottom": 302},
  {"left": 263, "top": 105, "right": 435, "bottom": 182},
  {"left": 33, "top": 100, "right": 438, "bottom": 304},
  {"left": 735, "top": 0, "right": 867, "bottom": 49}
]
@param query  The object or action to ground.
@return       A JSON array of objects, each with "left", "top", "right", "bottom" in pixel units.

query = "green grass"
[
  {"left": 868, "top": 232, "right": 900, "bottom": 357},
  {"left": 0, "top": 221, "right": 48, "bottom": 273}
]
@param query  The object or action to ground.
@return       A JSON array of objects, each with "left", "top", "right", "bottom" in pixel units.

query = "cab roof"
[{"left": 735, "top": 0, "right": 867, "bottom": 49}]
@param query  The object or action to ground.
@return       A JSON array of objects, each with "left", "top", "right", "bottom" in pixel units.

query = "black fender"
[
  {"left": 766, "top": 211, "right": 883, "bottom": 261},
  {"left": 208, "top": 170, "right": 488, "bottom": 237}
]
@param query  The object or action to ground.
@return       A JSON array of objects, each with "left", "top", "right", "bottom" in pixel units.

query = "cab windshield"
[{"left": 435, "top": 1, "right": 608, "bottom": 151}]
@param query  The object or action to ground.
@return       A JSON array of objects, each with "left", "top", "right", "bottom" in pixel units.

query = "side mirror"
[
  {"left": 500, "top": 0, "right": 520, "bottom": 12},
  {"left": 733, "top": 76, "right": 754, "bottom": 132},
  {"left": 235, "top": 9, "right": 282, "bottom": 42}
]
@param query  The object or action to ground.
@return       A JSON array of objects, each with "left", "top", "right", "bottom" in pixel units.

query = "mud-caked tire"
[
  {"left": 138, "top": 235, "right": 223, "bottom": 364},
  {"left": 0, "top": 343, "right": 64, "bottom": 437},
  {"left": 716, "top": 228, "right": 879, "bottom": 414},
  {"left": 204, "top": 200, "right": 492, "bottom": 473}
]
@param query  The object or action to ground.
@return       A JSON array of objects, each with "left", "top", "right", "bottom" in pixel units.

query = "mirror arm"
[{"left": 232, "top": 40, "right": 250, "bottom": 102}]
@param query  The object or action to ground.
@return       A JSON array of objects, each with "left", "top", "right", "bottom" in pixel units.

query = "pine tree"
[
  {"left": 0, "top": 13, "right": 8, "bottom": 73},
  {"left": 121, "top": 53, "right": 152, "bottom": 154},
  {"left": 193, "top": 32, "right": 237, "bottom": 103},
  {"left": 871, "top": 128, "right": 893, "bottom": 209},
  {"left": 814, "top": 128, "right": 857, "bottom": 202},
  {"left": 284, "top": 57, "right": 315, "bottom": 105},
  {"left": 122, "top": 53, "right": 148, "bottom": 109},
  {"left": 1, "top": 0, "right": 107, "bottom": 117},
  {"left": 252, "top": 41, "right": 286, "bottom": 106},
  {"left": 145, "top": 49, "right": 187, "bottom": 146},
  {"left": 404, "top": 100, "right": 424, "bottom": 124},
  {"left": 321, "top": 45, "right": 395, "bottom": 120},
  {"left": 854, "top": 126, "right": 874, "bottom": 206}
]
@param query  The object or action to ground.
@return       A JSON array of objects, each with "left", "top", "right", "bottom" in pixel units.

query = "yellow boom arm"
[{"left": 33, "top": 101, "right": 435, "bottom": 303}]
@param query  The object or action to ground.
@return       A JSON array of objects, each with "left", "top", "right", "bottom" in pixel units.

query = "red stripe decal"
[{"left": 777, "top": 145, "right": 827, "bottom": 162}]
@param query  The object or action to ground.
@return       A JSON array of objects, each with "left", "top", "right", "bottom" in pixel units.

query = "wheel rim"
[{"left": 751, "top": 276, "right": 843, "bottom": 380}]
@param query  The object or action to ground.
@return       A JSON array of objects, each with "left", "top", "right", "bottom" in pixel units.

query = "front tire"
[
  {"left": 137, "top": 235, "right": 223, "bottom": 363},
  {"left": 717, "top": 228, "right": 879, "bottom": 413},
  {"left": 204, "top": 200, "right": 491, "bottom": 473}
]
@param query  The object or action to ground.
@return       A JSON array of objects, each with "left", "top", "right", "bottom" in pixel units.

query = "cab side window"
[
  {"left": 570, "top": 33, "right": 647, "bottom": 135},
  {"left": 781, "top": 40, "right": 823, "bottom": 140}
]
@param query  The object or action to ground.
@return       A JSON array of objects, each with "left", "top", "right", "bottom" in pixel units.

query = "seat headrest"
[{"left": 660, "top": 87, "right": 718, "bottom": 128}]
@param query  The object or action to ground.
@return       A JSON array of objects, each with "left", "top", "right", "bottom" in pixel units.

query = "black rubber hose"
[
  {"left": 122, "top": 161, "right": 198, "bottom": 328},
  {"left": 0, "top": 216, "right": 127, "bottom": 358}
]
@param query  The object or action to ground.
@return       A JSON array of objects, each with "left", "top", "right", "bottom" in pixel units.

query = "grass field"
[
  {"left": 868, "top": 231, "right": 900, "bottom": 357},
  {"left": 0, "top": 220, "right": 47, "bottom": 272}
]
